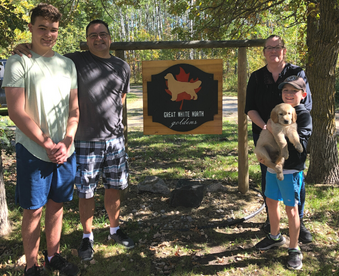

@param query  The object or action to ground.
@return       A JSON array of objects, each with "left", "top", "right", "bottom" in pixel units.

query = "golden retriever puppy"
[{"left": 254, "top": 103, "right": 303, "bottom": 180}]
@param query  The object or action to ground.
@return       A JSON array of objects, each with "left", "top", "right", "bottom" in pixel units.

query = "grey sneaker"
[
  {"left": 255, "top": 234, "right": 286, "bottom": 250},
  {"left": 287, "top": 248, "right": 303, "bottom": 270},
  {"left": 43, "top": 250, "right": 79, "bottom": 276},
  {"left": 78, "top": 238, "right": 94, "bottom": 261},
  {"left": 108, "top": 229, "right": 135, "bottom": 249}
]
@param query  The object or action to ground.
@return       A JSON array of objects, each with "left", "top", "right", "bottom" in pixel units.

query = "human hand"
[
  {"left": 44, "top": 139, "right": 60, "bottom": 164},
  {"left": 12, "top": 43, "right": 32, "bottom": 58},
  {"left": 48, "top": 142, "right": 69, "bottom": 164}
]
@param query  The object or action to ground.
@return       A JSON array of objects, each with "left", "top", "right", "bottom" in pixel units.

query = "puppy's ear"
[
  {"left": 292, "top": 107, "right": 297, "bottom": 123},
  {"left": 271, "top": 107, "right": 279, "bottom": 123}
]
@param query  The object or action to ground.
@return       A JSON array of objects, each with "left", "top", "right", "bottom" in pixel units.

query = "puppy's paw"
[
  {"left": 295, "top": 143, "right": 303, "bottom": 153},
  {"left": 277, "top": 173, "right": 284, "bottom": 181},
  {"left": 282, "top": 150, "right": 289, "bottom": 160}
]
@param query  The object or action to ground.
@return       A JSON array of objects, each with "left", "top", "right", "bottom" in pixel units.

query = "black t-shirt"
[{"left": 65, "top": 51, "right": 130, "bottom": 141}]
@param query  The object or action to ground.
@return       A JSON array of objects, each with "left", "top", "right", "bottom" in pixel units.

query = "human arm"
[
  {"left": 5, "top": 87, "right": 56, "bottom": 155},
  {"left": 247, "top": 110, "right": 267, "bottom": 130},
  {"left": 48, "top": 88, "right": 79, "bottom": 164},
  {"left": 12, "top": 43, "right": 32, "bottom": 58},
  {"left": 121, "top": 92, "right": 127, "bottom": 105},
  {"left": 297, "top": 70, "right": 312, "bottom": 112}
]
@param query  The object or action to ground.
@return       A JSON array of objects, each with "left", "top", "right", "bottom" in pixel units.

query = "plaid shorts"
[{"left": 75, "top": 136, "right": 129, "bottom": 199}]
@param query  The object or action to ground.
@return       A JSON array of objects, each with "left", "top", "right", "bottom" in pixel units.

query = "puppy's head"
[{"left": 271, "top": 103, "right": 296, "bottom": 125}]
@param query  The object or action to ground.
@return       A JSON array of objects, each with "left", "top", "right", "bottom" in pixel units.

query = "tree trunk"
[
  {"left": 0, "top": 152, "right": 11, "bottom": 236},
  {"left": 305, "top": 0, "right": 339, "bottom": 184}
]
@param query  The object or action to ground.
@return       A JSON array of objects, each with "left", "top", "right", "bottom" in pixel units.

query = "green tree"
[{"left": 0, "top": 0, "right": 27, "bottom": 57}]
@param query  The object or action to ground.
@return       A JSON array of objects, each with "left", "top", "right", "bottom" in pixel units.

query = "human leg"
[
  {"left": 279, "top": 171, "right": 312, "bottom": 243},
  {"left": 78, "top": 197, "right": 95, "bottom": 261},
  {"left": 266, "top": 197, "right": 280, "bottom": 235},
  {"left": 45, "top": 199, "right": 63, "bottom": 256},
  {"left": 44, "top": 154, "right": 78, "bottom": 275},
  {"left": 16, "top": 144, "right": 53, "bottom": 271},
  {"left": 255, "top": 173, "right": 285, "bottom": 250},
  {"left": 75, "top": 140, "right": 105, "bottom": 260},
  {"left": 79, "top": 197, "right": 95, "bottom": 233},
  {"left": 105, "top": 188, "right": 120, "bottom": 227},
  {"left": 253, "top": 132, "right": 270, "bottom": 232},
  {"left": 103, "top": 137, "right": 134, "bottom": 248},
  {"left": 285, "top": 204, "right": 300, "bottom": 249},
  {"left": 22, "top": 208, "right": 43, "bottom": 270},
  {"left": 75, "top": 140, "right": 104, "bottom": 235},
  {"left": 286, "top": 199, "right": 303, "bottom": 270},
  {"left": 298, "top": 175, "right": 305, "bottom": 218},
  {"left": 45, "top": 152, "right": 76, "bottom": 256},
  {"left": 298, "top": 173, "right": 312, "bottom": 243}
]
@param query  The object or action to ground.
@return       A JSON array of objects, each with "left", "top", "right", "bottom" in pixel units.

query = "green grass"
[{"left": 1, "top": 92, "right": 339, "bottom": 275}]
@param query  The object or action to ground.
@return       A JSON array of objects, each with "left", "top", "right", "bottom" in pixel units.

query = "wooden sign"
[{"left": 142, "top": 59, "right": 223, "bottom": 135}]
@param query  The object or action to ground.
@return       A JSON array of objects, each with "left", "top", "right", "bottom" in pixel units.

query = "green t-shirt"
[{"left": 2, "top": 51, "right": 77, "bottom": 162}]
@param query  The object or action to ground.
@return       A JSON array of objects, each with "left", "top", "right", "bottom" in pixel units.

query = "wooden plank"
[
  {"left": 142, "top": 59, "right": 223, "bottom": 135},
  {"left": 237, "top": 48, "right": 249, "bottom": 194},
  {"left": 80, "top": 39, "right": 265, "bottom": 50}
]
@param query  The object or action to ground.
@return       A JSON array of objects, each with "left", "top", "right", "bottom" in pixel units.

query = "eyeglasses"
[
  {"left": 87, "top": 32, "right": 110, "bottom": 39},
  {"left": 264, "top": 46, "right": 284, "bottom": 51}
]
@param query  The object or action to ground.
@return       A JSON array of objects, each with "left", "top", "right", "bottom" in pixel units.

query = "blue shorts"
[
  {"left": 75, "top": 136, "right": 129, "bottom": 199},
  {"left": 16, "top": 143, "right": 76, "bottom": 210},
  {"left": 265, "top": 171, "right": 303, "bottom": 207}
]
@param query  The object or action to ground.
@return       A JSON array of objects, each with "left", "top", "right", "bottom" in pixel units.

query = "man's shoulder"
[
  {"left": 109, "top": 55, "right": 130, "bottom": 72},
  {"left": 64, "top": 51, "right": 89, "bottom": 61},
  {"left": 283, "top": 63, "right": 304, "bottom": 75}
]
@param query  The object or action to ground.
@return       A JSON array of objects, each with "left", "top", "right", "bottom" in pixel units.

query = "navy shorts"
[
  {"left": 75, "top": 136, "right": 129, "bottom": 199},
  {"left": 15, "top": 143, "right": 76, "bottom": 210}
]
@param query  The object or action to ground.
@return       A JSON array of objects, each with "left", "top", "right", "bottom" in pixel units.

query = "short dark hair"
[
  {"left": 30, "top": 3, "right": 62, "bottom": 25},
  {"left": 264, "top": 34, "right": 285, "bottom": 49},
  {"left": 86, "top": 20, "right": 110, "bottom": 36}
]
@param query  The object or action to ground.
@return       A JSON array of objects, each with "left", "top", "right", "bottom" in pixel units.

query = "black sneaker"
[
  {"left": 287, "top": 248, "right": 303, "bottom": 270},
  {"left": 299, "top": 219, "right": 312, "bottom": 243},
  {"left": 43, "top": 250, "right": 79, "bottom": 276},
  {"left": 255, "top": 234, "right": 286, "bottom": 250},
  {"left": 262, "top": 219, "right": 270, "bottom": 234},
  {"left": 108, "top": 229, "right": 135, "bottom": 249},
  {"left": 24, "top": 264, "right": 41, "bottom": 276},
  {"left": 78, "top": 238, "right": 94, "bottom": 261}
]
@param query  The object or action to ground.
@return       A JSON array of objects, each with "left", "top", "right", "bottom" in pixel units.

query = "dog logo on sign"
[
  {"left": 164, "top": 68, "right": 202, "bottom": 108},
  {"left": 147, "top": 63, "right": 218, "bottom": 132}
]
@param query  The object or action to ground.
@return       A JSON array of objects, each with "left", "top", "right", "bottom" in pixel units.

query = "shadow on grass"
[{"left": 2, "top": 122, "right": 339, "bottom": 275}]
